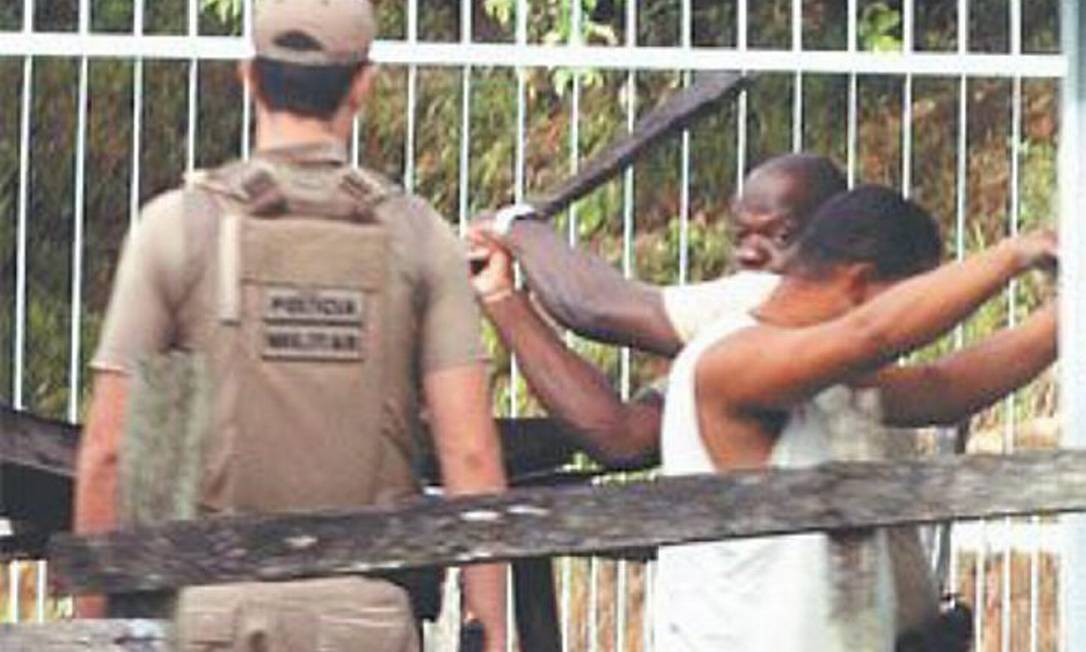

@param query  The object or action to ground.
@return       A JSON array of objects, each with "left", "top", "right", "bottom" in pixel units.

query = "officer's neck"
[{"left": 255, "top": 106, "right": 353, "bottom": 152}]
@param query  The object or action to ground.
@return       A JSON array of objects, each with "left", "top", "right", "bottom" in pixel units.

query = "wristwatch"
[{"left": 493, "top": 203, "right": 538, "bottom": 236}]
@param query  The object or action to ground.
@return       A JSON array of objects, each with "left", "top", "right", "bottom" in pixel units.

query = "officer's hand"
[{"left": 467, "top": 228, "right": 515, "bottom": 303}]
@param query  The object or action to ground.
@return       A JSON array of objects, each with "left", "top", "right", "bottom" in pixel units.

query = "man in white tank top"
[{"left": 656, "top": 186, "right": 1058, "bottom": 651}]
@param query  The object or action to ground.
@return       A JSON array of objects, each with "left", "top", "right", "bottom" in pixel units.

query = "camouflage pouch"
[{"left": 119, "top": 352, "right": 213, "bottom": 527}]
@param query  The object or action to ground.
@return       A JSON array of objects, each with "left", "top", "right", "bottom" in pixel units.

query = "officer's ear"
[{"left": 345, "top": 64, "right": 378, "bottom": 112}]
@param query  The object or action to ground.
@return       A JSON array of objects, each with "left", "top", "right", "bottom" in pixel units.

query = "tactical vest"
[{"left": 120, "top": 157, "right": 420, "bottom": 524}]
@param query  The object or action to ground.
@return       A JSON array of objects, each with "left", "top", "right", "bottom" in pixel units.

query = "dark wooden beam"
[
  {"left": 1, "top": 405, "right": 626, "bottom": 556},
  {"left": 0, "top": 404, "right": 78, "bottom": 477},
  {"left": 50, "top": 450, "right": 1086, "bottom": 595}
]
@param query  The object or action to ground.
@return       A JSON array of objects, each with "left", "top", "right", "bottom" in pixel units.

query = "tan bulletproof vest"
[{"left": 185, "top": 159, "right": 418, "bottom": 515}]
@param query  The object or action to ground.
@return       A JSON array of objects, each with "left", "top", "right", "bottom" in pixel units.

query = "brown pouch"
[{"left": 176, "top": 579, "right": 418, "bottom": 652}]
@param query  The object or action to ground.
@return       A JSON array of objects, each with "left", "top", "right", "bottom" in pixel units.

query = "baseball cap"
[{"left": 254, "top": 0, "right": 376, "bottom": 66}]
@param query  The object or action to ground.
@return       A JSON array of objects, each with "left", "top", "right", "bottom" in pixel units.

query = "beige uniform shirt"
[{"left": 93, "top": 142, "right": 484, "bottom": 511}]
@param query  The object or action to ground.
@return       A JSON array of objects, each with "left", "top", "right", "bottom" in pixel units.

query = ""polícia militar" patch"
[{"left": 261, "top": 286, "right": 367, "bottom": 361}]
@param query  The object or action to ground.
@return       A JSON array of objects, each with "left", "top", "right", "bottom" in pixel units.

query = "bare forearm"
[
  {"left": 505, "top": 221, "right": 680, "bottom": 355},
  {"left": 483, "top": 291, "right": 660, "bottom": 463},
  {"left": 885, "top": 303, "right": 1057, "bottom": 426},
  {"left": 848, "top": 241, "right": 1028, "bottom": 365},
  {"left": 423, "top": 365, "right": 510, "bottom": 648},
  {"left": 74, "top": 373, "right": 130, "bottom": 535}
]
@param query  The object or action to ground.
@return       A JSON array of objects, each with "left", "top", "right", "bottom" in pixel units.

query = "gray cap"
[{"left": 254, "top": 0, "right": 376, "bottom": 66}]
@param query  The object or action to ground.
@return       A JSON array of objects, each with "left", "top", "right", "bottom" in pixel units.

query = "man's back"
[{"left": 94, "top": 142, "right": 484, "bottom": 516}]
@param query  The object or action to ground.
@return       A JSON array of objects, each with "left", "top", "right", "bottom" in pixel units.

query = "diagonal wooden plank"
[{"left": 50, "top": 450, "right": 1086, "bottom": 595}]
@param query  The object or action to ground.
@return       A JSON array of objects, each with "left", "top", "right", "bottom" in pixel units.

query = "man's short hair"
[
  {"left": 736, "top": 154, "right": 848, "bottom": 227},
  {"left": 253, "top": 32, "right": 365, "bottom": 120},
  {"left": 791, "top": 184, "right": 943, "bottom": 281}
]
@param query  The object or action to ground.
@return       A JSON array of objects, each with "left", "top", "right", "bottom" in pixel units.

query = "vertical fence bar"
[
  {"left": 679, "top": 0, "right": 692, "bottom": 284},
  {"left": 1001, "top": 4, "right": 1025, "bottom": 649},
  {"left": 736, "top": 0, "right": 747, "bottom": 191},
  {"left": 455, "top": 0, "right": 472, "bottom": 236},
  {"left": 242, "top": 0, "right": 253, "bottom": 160},
  {"left": 7, "top": 562, "right": 19, "bottom": 622},
  {"left": 68, "top": 0, "right": 91, "bottom": 427},
  {"left": 187, "top": 0, "right": 198, "bottom": 174},
  {"left": 561, "top": 3, "right": 582, "bottom": 648},
  {"left": 901, "top": 0, "right": 914, "bottom": 196},
  {"left": 510, "top": 6, "right": 528, "bottom": 647},
  {"left": 847, "top": 0, "right": 857, "bottom": 186},
  {"left": 130, "top": 0, "right": 145, "bottom": 226},
  {"left": 620, "top": 0, "right": 636, "bottom": 399},
  {"left": 34, "top": 562, "right": 45, "bottom": 622},
  {"left": 14, "top": 51, "right": 31, "bottom": 411},
  {"left": 403, "top": 0, "right": 418, "bottom": 193},
  {"left": 954, "top": 2, "right": 985, "bottom": 648},
  {"left": 587, "top": 558, "right": 599, "bottom": 652},
  {"left": 791, "top": 0, "right": 803, "bottom": 152},
  {"left": 1060, "top": 4, "right": 1086, "bottom": 651}
]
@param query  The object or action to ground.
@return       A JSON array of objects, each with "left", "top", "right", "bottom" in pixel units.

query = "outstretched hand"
[{"left": 1012, "top": 227, "right": 1058, "bottom": 274}]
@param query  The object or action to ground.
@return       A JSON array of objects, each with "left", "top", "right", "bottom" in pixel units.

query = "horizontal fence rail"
[
  {"left": 49, "top": 450, "right": 1086, "bottom": 595},
  {"left": 0, "top": 35, "right": 1069, "bottom": 77}
]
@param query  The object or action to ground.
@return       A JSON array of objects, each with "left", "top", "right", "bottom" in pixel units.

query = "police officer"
[{"left": 73, "top": 1, "right": 509, "bottom": 650}]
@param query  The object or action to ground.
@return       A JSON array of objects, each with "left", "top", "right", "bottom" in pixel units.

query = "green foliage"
[
  {"left": 201, "top": 0, "right": 243, "bottom": 26},
  {"left": 859, "top": 3, "right": 903, "bottom": 52}
]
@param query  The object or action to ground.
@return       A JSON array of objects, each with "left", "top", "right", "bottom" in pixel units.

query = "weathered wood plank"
[
  {"left": 1, "top": 407, "right": 612, "bottom": 557},
  {"left": 0, "top": 404, "right": 78, "bottom": 477},
  {"left": 0, "top": 619, "right": 172, "bottom": 651},
  {"left": 50, "top": 450, "right": 1086, "bottom": 594}
]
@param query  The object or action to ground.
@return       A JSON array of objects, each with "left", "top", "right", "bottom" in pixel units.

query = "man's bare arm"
[
  {"left": 876, "top": 301, "right": 1057, "bottom": 427},
  {"left": 483, "top": 291, "right": 662, "bottom": 467},
  {"left": 73, "top": 370, "right": 131, "bottom": 617},
  {"left": 423, "top": 364, "right": 510, "bottom": 652},
  {"left": 496, "top": 220, "right": 682, "bottom": 356},
  {"left": 699, "top": 232, "right": 1055, "bottom": 411}
]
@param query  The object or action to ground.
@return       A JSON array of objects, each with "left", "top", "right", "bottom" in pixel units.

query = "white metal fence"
[{"left": 0, "top": 0, "right": 1081, "bottom": 650}]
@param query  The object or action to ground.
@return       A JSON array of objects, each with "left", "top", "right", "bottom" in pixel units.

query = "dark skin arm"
[
  {"left": 470, "top": 235, "right": 661, "bottom": 467},
  {"left": 698, "top": 232, "right": 1055, "bottom": 468},
  {"left": 476, "top": 218, "right": 682, "bottom": 356},
  {"left": 873, "top": 301, "right": 1057, "bottom": 428}
]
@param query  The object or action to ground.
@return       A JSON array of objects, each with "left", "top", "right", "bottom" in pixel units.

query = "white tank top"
[{"left": 654, "top": 310, "right": 897, "bottom": 652}]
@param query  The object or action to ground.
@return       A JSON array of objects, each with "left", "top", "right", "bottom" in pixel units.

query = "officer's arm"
[
  {"left": 875, "top": 301, "right": 1057, "bottom": 427},
  {"left": 424, "top": 365, "right": 510, "bottom": 652},
  {"left": 476, "top": 219, "right": 682, "bottom": 356},
  {"left": 73, "top": 370, "right": 131, "bottom": 617}
]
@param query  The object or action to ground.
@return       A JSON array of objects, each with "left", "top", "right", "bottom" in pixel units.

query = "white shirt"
[{"left": 654, "top": 310, "right": 897, "bottom": 652}]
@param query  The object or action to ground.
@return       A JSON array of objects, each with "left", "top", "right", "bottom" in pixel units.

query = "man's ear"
[
  {"left": 842, "top": 262, "right": 876, "bottom": 305},
  {"left": 346, "top": 64, "right": 378, "bottom": 112}
]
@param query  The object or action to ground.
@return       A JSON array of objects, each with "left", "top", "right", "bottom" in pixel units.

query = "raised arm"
[
  {"left": 700, "top": 231, "right": 1056, "bottom": 411},
  {"left": 474, "top": 218, "right": 682, "bottom": 356},
  {"left": 876, "top": 301, "right": 1057, "bottom": 427},
  {"left": 471, "top": 235, "right": 660, "bottom": 467}
]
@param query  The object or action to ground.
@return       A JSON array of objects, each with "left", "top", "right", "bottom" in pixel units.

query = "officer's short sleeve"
[
  {"left": 415, "top": 202, "right": 486, "bottom": 373},
  {"left": 91, "top": 191, "right": 188, "bottom": 373},
  {"left": 662, "top": 272, "right": 780, "bottom": 343}
]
